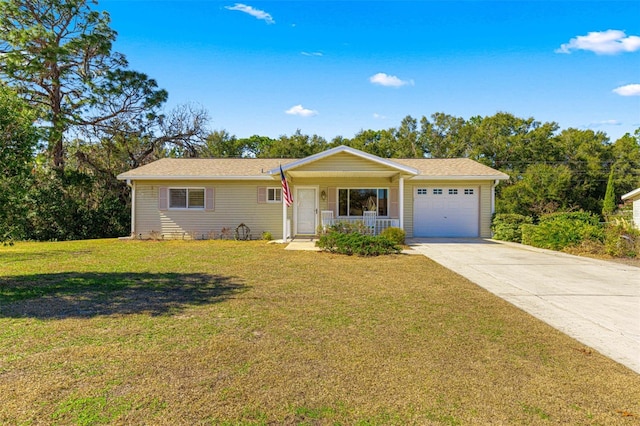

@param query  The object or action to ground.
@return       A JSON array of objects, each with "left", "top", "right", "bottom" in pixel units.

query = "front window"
[
  {"left": 267, "top": 187, "right": 282, "bottom": 203},
  {"left": 169, "top": 188, "right": 205, "bottom": 209},
  {"left": 338, "top": 188, "right": 388, "bottom": 216}
]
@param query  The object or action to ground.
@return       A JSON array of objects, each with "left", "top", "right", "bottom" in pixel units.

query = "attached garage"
[{"left": 413, "top": 186, "right": 480, "bottom": 237}]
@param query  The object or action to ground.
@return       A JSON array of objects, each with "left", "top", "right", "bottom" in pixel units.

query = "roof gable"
[
  {"left": 294, "top": 151, "right": 402, "bottom": 173},
  {"left": 269, "top": 145, "right": 419, "bottom": 176}
]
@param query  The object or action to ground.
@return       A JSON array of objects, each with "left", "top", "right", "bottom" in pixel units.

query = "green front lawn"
[{"left": 1, "top": 239, "right": 638, "bottom": 425}]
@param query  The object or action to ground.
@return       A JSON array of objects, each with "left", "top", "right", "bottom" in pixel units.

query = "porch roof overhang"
[{"left": 285, "top": 170, "right": 414, "bottom": 179}]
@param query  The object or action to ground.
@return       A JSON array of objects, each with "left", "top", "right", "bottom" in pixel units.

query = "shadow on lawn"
[{"left": 0, "top": 272, "right": 247, "bottom": 319}]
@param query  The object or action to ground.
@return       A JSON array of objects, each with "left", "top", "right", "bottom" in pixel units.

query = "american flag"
[{"left": 280, "top": 165, "right": 293, "bottom": 207}]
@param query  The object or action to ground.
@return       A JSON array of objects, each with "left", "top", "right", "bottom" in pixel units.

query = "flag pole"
[
  {"left": 282, "top": 189, "right": 288, "bottom": 242},
  {"left": 280, "top": 164, "right": 289, "bottom": 242}
]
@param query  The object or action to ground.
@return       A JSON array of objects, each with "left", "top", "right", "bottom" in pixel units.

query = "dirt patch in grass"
[
  {"left": 562, "top": 242, "right": 640, "bottom": 268},
  {"left": 1, "top": 239, "right": 639, "bottom": 425}
]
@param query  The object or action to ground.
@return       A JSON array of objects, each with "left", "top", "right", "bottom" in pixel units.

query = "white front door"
[{"left": 296, "top": 187, "right": 317, "bottom": 235}]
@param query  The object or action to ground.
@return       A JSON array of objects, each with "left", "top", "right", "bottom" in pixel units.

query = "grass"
[{"left": 1, "top": 239, "right": 639, "bottom": 425}]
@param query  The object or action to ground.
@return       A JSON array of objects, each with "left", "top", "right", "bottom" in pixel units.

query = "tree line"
[
  {"left": 204, "top": 115, "right": 639, "bottom": 217},
  {"left": 1, "top": 0, "right": 639, "bottom": 243}
]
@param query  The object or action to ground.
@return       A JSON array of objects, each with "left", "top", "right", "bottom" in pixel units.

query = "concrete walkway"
[
  {"left": 408, "top": 238, "right": 640, "bottom": 374},
  {"left": 284, "top": 238, "right": 320, "bottom": 251}
]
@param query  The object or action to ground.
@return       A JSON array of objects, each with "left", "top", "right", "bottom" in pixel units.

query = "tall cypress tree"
[{"left": 602, "top": 168, "right": 616, "bottom": 219}]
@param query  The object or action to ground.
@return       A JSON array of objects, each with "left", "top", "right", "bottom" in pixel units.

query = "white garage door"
[{"left": 413, "top": 187, "right": 479, "bottom": 237}]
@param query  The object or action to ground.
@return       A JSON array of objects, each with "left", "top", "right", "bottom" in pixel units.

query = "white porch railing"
[{"left": 322, "top": 216, "right": 400, "bottom": 236}]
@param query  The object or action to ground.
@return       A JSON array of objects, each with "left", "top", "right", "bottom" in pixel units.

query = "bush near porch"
[{"left": 316, "top": 223, "right": 402, "bottom": 256}]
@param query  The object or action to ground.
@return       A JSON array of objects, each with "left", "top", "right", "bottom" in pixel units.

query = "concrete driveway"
[{"left": 408, "top": 238, "right": 640, "bottom": 374}]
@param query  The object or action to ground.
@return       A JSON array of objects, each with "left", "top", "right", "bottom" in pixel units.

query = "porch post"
[
  {"left": 128, "top": 179, "right": 136, "bottom": 236},
  {"left": 399, "top": 176, "right": 404, "bottom": 230},
  {"left": 282, "top": 198, "right": 288, "bottom": 242},
  {"left": 491, "top": 179, "right": 498, "bottom": 215}
]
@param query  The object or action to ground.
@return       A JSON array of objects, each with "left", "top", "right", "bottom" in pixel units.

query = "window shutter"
[
  {"left": 257, "top": 186, "right": 267, "bottom": 204},
  {"left": 389, "top": 187, "right": 399, "bottom": 218},
  {"left": 327, "top": 187, "right": 337, "bottom": 215},
  {"left": 158, "top": 187, "right": 168, "bottom": 210},
  {"left": 205, "top": 187, "right": 214, "bottom": 211}
]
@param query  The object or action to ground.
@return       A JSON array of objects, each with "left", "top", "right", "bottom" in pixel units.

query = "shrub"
[
  {"left": 521, "top": 211, "right": 604, "bottom": 251},
  {"left": 328, "top": 221, "right": 369, "bottom": 235},
  {"left": 492, "top": 214, "right": 533, "bottom": 243},
  {"left": 379, "top": 227, "right": 405, "bottom": 245},
  {"left": 316, "top": 231, "right": 401, "bottom": 256},
  {"left": 604, "top": 219, "right": 639, "bottom": 258},
  {"left": 543, "top": 211, "right": 602, "bottom": 226},
  {"left": 261, "top": 231, "right": 272, "bottom": 241}
]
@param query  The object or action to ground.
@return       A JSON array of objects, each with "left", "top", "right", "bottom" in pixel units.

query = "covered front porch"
[
  {"left": 288, "top": 183, "right": 407, "bottom": 239},
  {"left": 268, "top": 145, "right": 420, "bottom": 242}
]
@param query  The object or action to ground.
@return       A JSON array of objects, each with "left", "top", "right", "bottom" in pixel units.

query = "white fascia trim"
[
  {"left": 409, "top": 175, "right": 510, "bottom": 181},
  {"left": 267, "top": 145, "right": 419, "bottom": 176},
  {"left": 116, "top": 175, "right": 276, "bottom": 181},
  {"left": 622, "top": 188, "right": 640, "bottom": 201}
]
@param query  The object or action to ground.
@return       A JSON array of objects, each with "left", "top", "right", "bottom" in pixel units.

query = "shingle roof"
[
  {"left": 117, "top": 153, "right": 508, "bottom": 181},
  {"left": 117, "top": 158, "right": 295, "bottom": 180},
  {"left": 394, "top": 158, "right": 509, "bottom": 178}
]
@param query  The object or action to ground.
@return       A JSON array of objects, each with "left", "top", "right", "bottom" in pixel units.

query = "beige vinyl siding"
[
  {"left": 133, "top": 180, "right": 287, "bottom": 239},
  {"left": 132, "top": 177, "right": 495, "bottom": 239},
  {"left": 295, "top": 152, "right": 401, "bottom": 173},
  {"left": 406, "top": 181, "right": 493, "bottom": 238},
  {"left": 135, "top": 183, "right": 163, "bottom": 237},
  {"left": 403, "top": 183, "right": 414, "bottom": 237},
  {"left": 479, "top": 182, "right": 493, "bottom": 238}
]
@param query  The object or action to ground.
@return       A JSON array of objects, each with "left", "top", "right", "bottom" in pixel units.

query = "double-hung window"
[
  {"left": 338, "top": 188, "right": 388, "bottom": 216},
  {"left": 267, "top": 187, "right": 282, "bottom": 203},
  {"left": 169, "top": 188, "right": 205, "bottom": 209}
]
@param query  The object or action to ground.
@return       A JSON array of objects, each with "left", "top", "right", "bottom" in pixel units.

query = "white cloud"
[
  {"left": 301, "top": 51, "right": 323, "bottom": 57},
  {"left": 373, "top": 113, "right": 387, "bottom": 120},
  {"left": 369, "top": 72, "right": 414, "bottom": 87},
  {"left": 588, "top": 120, "right": 622, "bottom": 127},
  {"left": 285, "top": 105, "right": 318, "bottom": 117},
  {"left": 556, "top": 30, "right": 640, "bottom": 55},
  {"left": 225, "top": 3, "right": 275, "bottom": 24},
  {"left": 613, "top": 84, "right": 640, "bottom": 96}
]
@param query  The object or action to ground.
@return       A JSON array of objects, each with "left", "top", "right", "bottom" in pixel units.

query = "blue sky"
[{"left": 103, "top": 1, "right": 640, "bottom": 142}]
